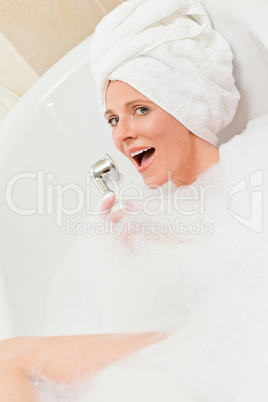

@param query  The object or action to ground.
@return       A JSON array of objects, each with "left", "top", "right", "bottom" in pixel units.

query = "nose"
[{"left": 113, "top": 116, "right": 138, "bottom": 143}]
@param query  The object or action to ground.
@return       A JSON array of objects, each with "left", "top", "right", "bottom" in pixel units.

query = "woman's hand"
[
  {"left": 99, "top": 192, "right": 170, "bottom": 248},
  {"left": 100, "top": 192, "right": 133, "bottom": 223}
]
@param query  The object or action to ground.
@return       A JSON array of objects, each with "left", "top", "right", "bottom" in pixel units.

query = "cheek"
[
  {"left": 112, "top": 134, "right": 120, "bottom": 149},
  {"left": 113, "top": 138, "right": 125, "bottom": 155},
  {"left": 164, "top": 120, "right": 191, "bottom": 148},
  {"left": 153, "top": 126, "right": 178, "bottom": 151},
  {"left": 146, "top": 115, "right": 178, "bottom": 142}
]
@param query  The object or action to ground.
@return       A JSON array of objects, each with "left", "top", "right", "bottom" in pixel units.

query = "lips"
[
  {"left": 129, "top": 147, "right": 153, "bottom": 158},
  {"left": 127, "top": 146, "right": 156, "bottom": 173}
]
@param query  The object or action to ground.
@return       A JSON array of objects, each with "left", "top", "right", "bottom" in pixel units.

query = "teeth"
[{"left": 130, "top": 147, "right": 152, "bottom": 157}]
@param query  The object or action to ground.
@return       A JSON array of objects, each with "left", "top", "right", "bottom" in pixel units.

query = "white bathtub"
[{"left": 0, "top": 0, "right": 268, "bottom": 338}]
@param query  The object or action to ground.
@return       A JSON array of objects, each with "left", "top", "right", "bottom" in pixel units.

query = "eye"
[
  {"left": 135, "top": 106, "right": 149, "bottom": 115},
  {"left": 107, "top": 116, "right": 119, "bottom": 127}
]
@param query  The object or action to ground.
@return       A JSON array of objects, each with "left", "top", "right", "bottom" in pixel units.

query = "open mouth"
[{"left": 132, "top": 147, "right": 155, "bottom": 167}]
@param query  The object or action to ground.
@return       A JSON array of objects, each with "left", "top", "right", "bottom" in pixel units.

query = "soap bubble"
[{"left": 38, "top": 116, "right": 268, "bottom": 401}]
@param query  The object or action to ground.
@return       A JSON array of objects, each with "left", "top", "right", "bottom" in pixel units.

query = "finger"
[
  {"left": 123, "top": 201, "right": 140, "bottom": 213},
  {"left": 108, "top": 209, "right": 126, "bottom": 223},
  {"left": 125, "top": 201, "right": 134, "bottom": 208},
  {"left": 100, "top": 192, "right": 116, "bottom": 214}
]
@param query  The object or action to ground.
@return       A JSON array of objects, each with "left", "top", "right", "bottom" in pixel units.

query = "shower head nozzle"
[{"left": 90, "top": 153, "right": 120, "bottom": 195}]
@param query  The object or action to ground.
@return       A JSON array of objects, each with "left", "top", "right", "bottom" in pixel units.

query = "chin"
[{"left": 142, "top": 175, "right": 168, "bottom": 189}]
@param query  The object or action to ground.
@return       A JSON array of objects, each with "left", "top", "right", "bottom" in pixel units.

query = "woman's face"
[{"left": 105, "top": 81, "right": 196, "bottom": 188}]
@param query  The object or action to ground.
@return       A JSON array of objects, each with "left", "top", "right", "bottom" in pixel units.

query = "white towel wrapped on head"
[{"left": 90, "top": 0, "right": 240, "bottom": 145}]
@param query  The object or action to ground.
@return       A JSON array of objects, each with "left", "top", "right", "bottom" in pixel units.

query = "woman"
[
  {"left": 93, "top": 0, "right": 240, "bottom": 222},
  {"left": 1, "top": 82, "right": 221, "bottom": 400},
  {"left": 101, "top": 79, "right": 221, "bottom": 223},
  {"left": 0, "top": 0, "right": 249, "bottom": 400}
]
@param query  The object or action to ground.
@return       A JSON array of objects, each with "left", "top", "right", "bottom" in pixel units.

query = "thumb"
[{"left": 100, "top": 191, "right": 116, "bottom": 214}]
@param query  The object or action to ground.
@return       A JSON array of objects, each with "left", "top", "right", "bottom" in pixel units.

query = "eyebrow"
[{"left": 105, "top": 99, "right": 154, "bottom": 116}]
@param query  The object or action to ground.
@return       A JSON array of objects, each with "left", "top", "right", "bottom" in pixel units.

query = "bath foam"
[{"left": 39, "top": 115, "right": 268, "bottom": 401}]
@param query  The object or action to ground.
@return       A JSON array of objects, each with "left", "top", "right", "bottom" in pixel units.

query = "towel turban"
[{"left": 90, "top": 0, "right": 240, "bottom": 145}]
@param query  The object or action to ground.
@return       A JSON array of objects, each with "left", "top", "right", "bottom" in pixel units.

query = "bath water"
[{"left": 36, "top": 115, "right": 268, "bottom": 401}]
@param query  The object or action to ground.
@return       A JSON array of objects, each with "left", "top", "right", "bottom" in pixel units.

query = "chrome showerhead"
[{"left": 90, "top": 153, "right": 120, "bottom": 195}]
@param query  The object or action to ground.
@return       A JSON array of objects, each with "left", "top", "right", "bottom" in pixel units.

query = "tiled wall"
[{"left": 0, "top": 0, "right": 122, "bottom": 120}]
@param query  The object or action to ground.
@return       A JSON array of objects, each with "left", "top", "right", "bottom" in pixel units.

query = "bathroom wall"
[{"left": 0, "top": 0, "right": 122, "bottom": 121}]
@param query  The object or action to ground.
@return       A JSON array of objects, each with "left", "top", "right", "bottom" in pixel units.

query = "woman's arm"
[{"left": 0, "top": 332, "right": 165, "bottom": 401}]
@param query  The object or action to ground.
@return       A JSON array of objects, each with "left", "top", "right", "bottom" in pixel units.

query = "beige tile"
[
  {"left": 0, "top": 84, "right": 20, "bottom": 122},
  {"left": 97, "top": 0, "right": 123, "bottom": 13},
  {"left": 0, "top": 0, "right": 105, "bottom": 76},
  {"left": 0, "top": 32, "right": 39, "bottom": 96},
  {"left": 93, "top": 0, "right": 107, "bottom": 14}
]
